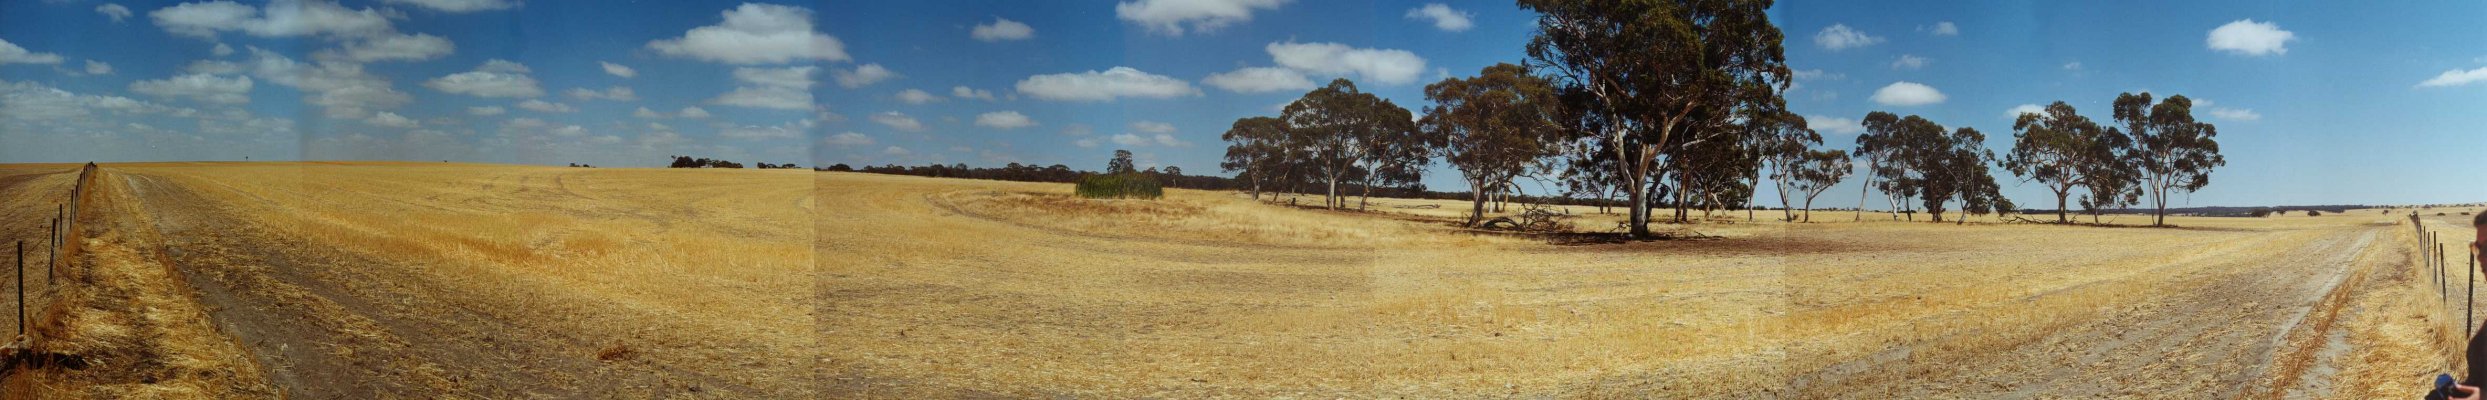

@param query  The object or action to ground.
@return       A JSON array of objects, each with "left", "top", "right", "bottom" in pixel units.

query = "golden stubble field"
[
  {"left": 0, "top": 162, "right": 2473, "bottom": 398},
  {"left": 823, "top": 171, "right": 2480, "bottom": 399},
  {"left": 6, "top": 162, "right": 821, "bottom": 398}
]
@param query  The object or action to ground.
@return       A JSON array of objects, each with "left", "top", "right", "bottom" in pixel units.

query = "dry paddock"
[
  {"left": 0, "top": 163, "right": 2471, "bottom": 398},
  {"left": 823, "top": 171, "right": 2475, "bottom": 399}
]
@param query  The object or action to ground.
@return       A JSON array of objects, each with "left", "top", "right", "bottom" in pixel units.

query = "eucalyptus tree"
[
  {"left": 1422, "top": 63, "right": 1566, "bottom": 227},
  {"left": 2004, "top": 101, "right": 2106, "bottom": 223},
  {"left": 1281, "top": 79, "right": 1421, "bottom": 210},
  {"left": 2113, "top": 92, "right": 2225, "bottom": 226},
  {"left": 1520, "top": 0, "right": 1789, "bottom": 238},
  {"left": 1220, "top": 116, "right": 1288, "bottom": 200}
]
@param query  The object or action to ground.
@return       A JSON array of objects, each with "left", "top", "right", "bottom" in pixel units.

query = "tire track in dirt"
[{"left": 116, "top": 171, "right": 779, "bottom": 397}]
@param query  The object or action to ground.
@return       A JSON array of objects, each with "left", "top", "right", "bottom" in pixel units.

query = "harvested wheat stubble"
[{"left": 821, "top": 171, "right": 2462, "bottom": 399}]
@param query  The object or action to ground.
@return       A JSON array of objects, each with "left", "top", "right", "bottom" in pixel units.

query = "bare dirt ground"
[{"left": 821, "top": 171, "right": 2467, "bottom": 398}]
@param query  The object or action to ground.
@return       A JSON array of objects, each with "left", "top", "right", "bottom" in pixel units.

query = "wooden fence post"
[{"left": 16, "top": 240, "right": 22, "bottom": 336}]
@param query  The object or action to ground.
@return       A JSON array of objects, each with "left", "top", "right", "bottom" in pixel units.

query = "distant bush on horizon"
[{"left": 1076, "top": 173, "right": 1163, "bottom": 200}]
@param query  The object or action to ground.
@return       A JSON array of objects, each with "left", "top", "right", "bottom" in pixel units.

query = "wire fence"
[{"left": 10, "top": 163, "right": 96, "bottom": 343}]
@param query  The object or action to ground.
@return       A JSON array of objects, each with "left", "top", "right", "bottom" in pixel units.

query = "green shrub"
[{"left": 1076, "top": 173, "right": 1163, "bottom": 199}]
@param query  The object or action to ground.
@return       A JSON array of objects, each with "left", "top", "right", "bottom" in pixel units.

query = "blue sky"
[{"left": 1, "top": 1, "right": 2482, "bottom": 207}]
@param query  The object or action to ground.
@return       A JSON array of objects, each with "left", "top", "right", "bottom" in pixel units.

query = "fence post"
[{"left": 15, "top": 240, "right": 22, "bottom": 337}]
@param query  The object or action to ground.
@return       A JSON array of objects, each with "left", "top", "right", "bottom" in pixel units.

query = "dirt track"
[{"left": 85, "top": 165, "right": 818, "bottom": 398}]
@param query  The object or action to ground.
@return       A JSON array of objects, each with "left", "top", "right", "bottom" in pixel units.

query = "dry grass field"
[
  {"left": 824, "top": 171, "right": 2481, "bottom": 398},
  {"left": 5, "top": 162, "right": 819, "bottom": 398},
  {"left": 0, "top": 162, "right": 2473, "bottom": 398}
]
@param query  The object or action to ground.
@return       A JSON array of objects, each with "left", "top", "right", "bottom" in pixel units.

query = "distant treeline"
[
  {"left": 823, "top": 160, "right": 1655, "bottom": 209},
  {"left": 667, "top": 156, "right": 804, "bottom": 169}
]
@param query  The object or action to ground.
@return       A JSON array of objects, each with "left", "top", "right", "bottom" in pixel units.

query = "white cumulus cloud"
[
  {"left": 601, "top": 61, "right": 636, "bottom": 78},
  {"left": 425, "top": 59, "right": 543, "bottom": 98},
  {"left": 1015, "top": 66, "right": 1200, "bottom": 102},
  {"left": 832, "top": 64, "right": 895, "bottom": 88},
  {"left": 1266, "top": 41, "right": 1426, "bottom": 85},
  {"left": 363, "top": 111, "right": 417, "bottom": 128},
  {"left": 129, "top": 73, "right": 254, "bottom": 104},
  {"left": 149, "top": 0, "right": 393, "bottom": 39},
  {"left": 1869, "top": 81, "right": 1945, "bottom": 106},
  {"left": 2207, "top": 19, "right": 2294, "bottom": 56},
  {"left": 646, "top": 3, "right": 849, "bottom": 64},
  {"left": 1203, "top": 66, "right": 1314, "bottom": 93},
  {"left": 384, "top": 0, "right": 517, "bottom": 13},
  {"left": 1404, "top": 4, "right": 1472, "bottom": 32},
  {"left": 1815, "top": 24, "right": 1882, "bottom": 50},
  {"left": 96, "top": 4, "right": 133, "bottom": 23},
  {"left": 1115, "top": 0, "right": 1285, "bottom": 36},
  {"left": 951, "top": 86, "right": 996, "bottom": 101},
  {"left": 1929, "top": 21, "right": 1958, "bottom": 36},
  {"left": 870, "top": 111, "right": 924, "bottom": 132},
  {"left": 975, "top": 111, "right": 1037, "bottom": 129},
  {"left": 517, "top": 99, "right": 575, "bottom": 113},
  {"left": 1805, "top": 115, "right": 1864, "bottom": 135},
  {"left": 0, "top": 38, "right": 64, "bottom": 64},
  {"left": 2418, "top": 66, "right": 2487, "bottom": 88},
  {"left": 971, "top": 17, "right": 1034, "bottom": 42},
  {"left": 826, "top": 132, "right": 874, "bottom": 147}
]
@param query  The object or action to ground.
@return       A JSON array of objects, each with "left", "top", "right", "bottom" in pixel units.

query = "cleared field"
[
  {"left": 12, "top": 162, "right": 820, "bottom": 397},
  {"left": 823, "top": 171, "right": 2464, "bottom": 398}
]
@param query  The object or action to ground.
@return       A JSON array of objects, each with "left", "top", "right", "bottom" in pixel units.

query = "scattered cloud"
[
  {"left": 83, "top": 60, "right": 113, "bottom": 75},
  {"left": 826, "top": 132, "right": 874, "bottom": 147},
  {"left": 601, "top": 61, "right": 636, "bottom": 78},
  {"left": 2417, "top": 66, "right": 2487, "bottom": 88},
  {"left": 2006, "top": 104, "right": 2044, "bottom": 119},
  {"left": 467, "top": 106, "right": 505, "bottom": 116},
  {"left": 1805, "top": 115, "right": 1864, "bottom": 135},
  {"left": 1870, "top": 81, "right": 1945, "bottom": 106},
  {"left": 951, "top": 86, "right": 996, "bottom": 101},
  {"left": 566, "top": 86, "right": 637, "bottom": 101},
  {"left": 714, "top": 66, "right": 817, "bottom": 109},
  {"left": 1266, "top": 41, "right": 1426, "bottom": 85},
  {"left": 971, "top": 17, "right": 1035, "bottom": 42},
  {"left": 1203, "top": 66, "right": 1314, "bottom": 93},
  {"left": 1815, "top": 24, "right": 1882, "bottom": 50},
  {"left": 517, "top": 99, "right": 575, "bottom": 113},
  {"left": 632, "top": 107, "right": 664, "bottom": 118},
  {"left": 96, "top": 3, "right": 132, "bottom": 23},
  {"left": 129, "top": 73, "right": 254, "bottom": 104},
  {"left": 1891, "top": 54, "right": 1929, "bottom": 70},
  {"left": 2206, "top": 107, "right": 2262, "bottom": 121},
  {"left": 870, "top": 111, "right": 925, "bottom": 132},
  {"left": 1074, "top": 138, "right": 1099, "bottom": 148},
  {"left": 678, "top": 106, "right": 711, "bottom": 118},
  {"left": 1929, "top": 21, "right": 1958, "bottom": 36},
  {"left": 149, "top": 0, "right": 393, "bottom": 39},
  {"left": 363, "top": 111, "right": 418, "bottom": 128},
  {"left": 1129, "top": 120, "right": 1176, "bottom": 134},
  {"left": 1015, "top": 66, "right": 1200, "bottom": 101},
  {"left": 0, "top": 38, "right": 64, "bottom": 64},
  {"left": 883, "top": 146, "right": 911, "bottom": 155},
  {"left": 331, "top": 33, "right": 455, "bottom": 62},
  {"left": 646, "top": 3, "right": 849, "bottom": 64},
  {"left": 1115, "top": 0, "right": 1285, "bottom": 36},
  {"left": 425, "top": 59, "right": 544, "bottom": 98},
  {"left": 384, "top": 0, "right": 518, "bottom": 13},
  {"left": 894, "top": 89, "right": 941, "bottom": 104},
  {"left": 833, "top": 63, "right": 896, "bottom": 88},
  {"left": 1404, "top": 4, "right": 1473, "bottom": 32},
  {"left": 975, "top": 111, "right": 1037, "bottom": 129},
  {"left": 717, "top": 121, "right": 804, "bottom": 140},
  {"left": 2063, "top": 62, "right": 2083, "bottom": 71},
  {"left": 2207, "top": 19, "right": 2294, "bottom": 56},
  {"left": 240, "top": 47, "right": 411, "bottom": 119}
]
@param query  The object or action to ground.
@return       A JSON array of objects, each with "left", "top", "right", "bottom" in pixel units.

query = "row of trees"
[
  {"left": 1215, "top": 0, "right": 2227, "bottom": 236},
  {"left": 2002, "top": 93, "right": 2225, "bottom": 226}
]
